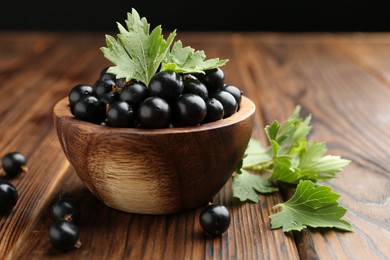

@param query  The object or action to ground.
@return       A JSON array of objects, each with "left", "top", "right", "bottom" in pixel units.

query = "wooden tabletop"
[{"left": 0, "top": 31, "right": 389, "bottom": 259}]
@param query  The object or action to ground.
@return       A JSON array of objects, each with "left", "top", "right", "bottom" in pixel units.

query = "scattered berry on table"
[
  {"left": 2, "top": 152, "right": 28, "bottom": 178},
  {"left": 199, "top": 204, "right": 231, "bottom": 236},
  {"left": 51, "top": 198, "right": 81, "bottom": 223},
  {"left": 49, "top": 221, "right": 81, "bottom": 251},
  {"left": 0, "top": 181, "right": 18, "bottom": 214}
]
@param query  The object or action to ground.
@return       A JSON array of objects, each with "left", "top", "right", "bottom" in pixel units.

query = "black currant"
[
  {"left": 49, "top": 221, "right": 81, "bottom": 251},
  {"left": 99, "top": 67, "right": 116, "bottom": 82},
  {"left": 203, "top": 98, "right": 224, "bottom": 123},
  {"left": 149, "top": 71, "right": 184, "bottom": 102},
  {"left": 68, "top": 84, "right": 94, "bottom": 114},
  {"left": 213, "top": 90, "right": 238, "bottom": 118},
  {"left": 173, "top": 94, "right": 207, "bottom": 126},
  {"left": 107, "top": 101, "right": 135, "bottom": 127},
  {"left": 120, "top": 82, "right": 148, "bottom": 108},
  {"left": 74, "top": 96, "right": 106, "bottom": 124},
  {"left": 223, "top": 85, "right": 242, "bottom": 106},
  {"left": 198, "top": 68, "right": 225, "bottom": 94},
  {"left": 2, "top": 152, "right": 27, "bottom": 178},
  {"left": 99, "top": 91, "right": 119, "bottom": 105},
  {"left": 0, "top": 181, "right": 18, "bottom": 214},
  {"left": 94, "top": 79, "right": 115, "bottom": 98},
  {"left": 51, "top": 199, "right": 80, "bottom": 223},
  {"left": 183, "top": 78, "right": 208, "bottom": 100},
  {"left": 199, "top": 204, "right": 231, "bottom": 236},
  {"left": 139, "top": 97, "right": 171, "bottom": 129}
]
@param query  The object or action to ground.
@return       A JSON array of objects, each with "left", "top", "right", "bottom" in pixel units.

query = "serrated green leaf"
[
  {"left": 162, "top": 40, "right": 228, "bottom": 74},
  {"left": 232, "top": 170, "right": 278, "bottom": 203},
  {"left": 100, "top": 8, "right": 176, "bottom": 85},
  {"left": 270, "top": 180, "right": 352, "bottom": 232},
  {"left": 242, "top": 138, "right": 272, "bottom": 168}
]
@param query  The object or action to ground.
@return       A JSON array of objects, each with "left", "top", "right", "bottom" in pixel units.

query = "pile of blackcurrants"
[{"left": 69, "top": 67, "right": 243, "bottom": 128}]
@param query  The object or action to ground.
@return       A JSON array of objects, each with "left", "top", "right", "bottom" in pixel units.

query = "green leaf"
[
  {"left": 232, "top": 170, "right": 278, "bottom": 203},
  {"left": 242, "top": 138, "right": 272, "bottom": 168},
  {"left": 162, "top": 40, "right": 228, "bottom": 74},
  {"left": 100, "top": 8, "right": 176, "bottom": 85},
  {"left": 269, "top": 180, "right": 353, "bottom": 232}
]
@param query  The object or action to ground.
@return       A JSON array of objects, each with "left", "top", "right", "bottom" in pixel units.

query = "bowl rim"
[{"left": 53, "top": 95, "right": 256, "bottom": 135}]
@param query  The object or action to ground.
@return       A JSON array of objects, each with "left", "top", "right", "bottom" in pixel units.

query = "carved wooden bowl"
[{"left": 53, "top": 96, "right": 255, "bottom": 214}]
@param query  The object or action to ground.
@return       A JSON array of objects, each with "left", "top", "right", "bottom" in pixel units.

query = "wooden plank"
[
  {"left": 228, "top": 33, "right": 390, "bottom": 259},
  {"left": 1, "top": 32, "right": 299, "bottom": 259}
]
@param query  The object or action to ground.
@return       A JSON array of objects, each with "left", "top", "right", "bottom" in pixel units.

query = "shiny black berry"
[
  {"left": 173, "top": 94, "right": 207, "bottom": 126},
  {"left": 107, "top": 101, "right": 135, "bottom": 127},
  {"left": 99, "top": 67, "right": 116, "bottom": 82},
  {"left": 149, "top": 71, "right": 184, "bottom": 102},
  {"left": 139, "top": 97, "right": 171, "bottom": 129},
  {"left": 183, "top": 78, "right": 208, "bottom": 100},
  {"left": 120, "top": 82, "right": 148, "bottom": 108},
  {"left": 213, "top": 90, "right": 238, "bottom": 118},
  {"left": 199, "top": 204, "right": 231, "bottom": 236},
  {"left": 0, "top": 181, "right": 18, "bottom": 214},
  {"left": 68, "top": 84, "right": 94, "bottom": 114},
  {"left": 2, "top": 152, "right": 27, "bottom": 178},
  {"left": 223, "top": 85, "right": 242, "bottom": 106},
  {"left": 74, "top": 96, "right": 106, "bottom": 123},
  {"left": 203, "top": 98, "right": 224, "bottom": 123},
  {"left": 94, "top": 79, "right": 115, "bottom": 98},
  {"left": 99, "top": 92, "right": 119, "bottom": 105},
  {"left": 49, "top": 221, "right": 81, "bottom": 251},
  {"left": 198, "top": 68, "right": 225, "bottom": 94},
  {"left": 52, "top": 199, "right": 80, "bottom": 223}
]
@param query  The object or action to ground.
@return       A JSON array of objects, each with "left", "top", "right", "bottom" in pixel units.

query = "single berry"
[
  {"left": 198, "top": 68, "right": 225, "bottom": 94},
  {"left": 74, "top": 96, "right": 106, "bottom": 124},
  {"left": 223, "top": 85, "right": 242, "bottom": 106},
  {"left": 49, "top": 221, "right": 81, "bottom": 251},
  {"left": 173, "top": 94, "right": 207, "bottom": 126},
  {"left": 2, "top": 152, "right": 28, "bottom": 178},
  {"left": 120, "top": 82, "right": 149, "bottom": 108},
  {"left": 94, "top": 79, "right": 115, "bottom": 98},
  {"left": 183, "top": 78, "right": 208, "bottom": 100},
  {"left": 203, "top": 98, "right": 224, "bottom": 123},
  {"left": 51, "top": 198, "right": 81, "bottom": 223},
  {"left": 139, "top": 97, "right": 171, "bottom": 129},
  {"left": 0, "top": 181, "right": 18, "bottom": 214},
  {"left": 107, "top": 101, "right": 135, "bottom": 127},
  {"left": 99, "top": 67, "right": 116, "bottom": 82},
  {"left": 99, "top": 91, "right": 119, "bottom": 105},
  {"left": 213, "top": 90, "right": 238, "bottom": 118},
  {"left": 199, "top": 204, "right": 231, "bottom": 236},
  {"left": 68, "top": 84, "right": 94, "bottom": 114},
  {"left": 149, "top": 71, "right": 184, "bottom": 102}
]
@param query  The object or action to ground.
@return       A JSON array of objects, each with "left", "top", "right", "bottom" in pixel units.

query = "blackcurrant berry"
[
  {"left": 94, "top": 79, "right": 115, "bottom": 98},
  {"left": 51, "top": 199, "right": 80, "bottom": 223},
  {"left": 223, "top": 85, "right": 242, "bottom": 106},
  {"left": 0, "top": 181, "right": 18, "bottom": 214},
  {"left": 139, "top": 97, "right": 171, "bottom": 129},
  {"left": 120, "top": 82, "right": 148, "bottom": 108},
  {"left": 107, "top": 101, "right": 135, "bottom": 127},
  {"left": 2, "top": 152, "right": 28, "bottom": 178},
  {"left": 49, "top": 221, "right": 81, "bottom": 251},
  {"left": 183, "top": 78, "right": 208, "bottom": 100},
  {"left": 203, "top": 98, "right": 224, "bottom": 123},
  {"left": 198, "top": 68, "right": 225, "bottom": 94},
  {"left": 199, "top": 204, "right": 231, "bottom": 236},
  {"left": 74, "top": 96, "right": 106, "bottom": 124},
  {"left": 149, "top": 71, "right": 184, "bottom": 102},
  {"left": 99, "top": 67, "right": 116, "bottom": 82},
  {"left": 213, "top": 90, "right": 238, "bottom": 118},
  {"left": 68, "top": 84, "right": 94, "bottom": 114},
  {"left": 173, "top": 94, "right": 207, "bottom": 126},
  {"left": 99, "top": 92, "right": 119, "bottom": 105}
]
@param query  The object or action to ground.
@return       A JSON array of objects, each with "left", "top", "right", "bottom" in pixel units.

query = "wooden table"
[{"left": 0, "top": 31, "right": 389, "bottom": 259}]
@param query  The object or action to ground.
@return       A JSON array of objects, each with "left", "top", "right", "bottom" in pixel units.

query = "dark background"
[{"left": 1, "top": 0, "right": 390, "bottom": 31}]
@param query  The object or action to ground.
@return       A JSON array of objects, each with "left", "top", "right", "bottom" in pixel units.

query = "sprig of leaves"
[
  {"left": 232, "top": 106, "right": 352, "bottom": 232},
  {"left": 101, "top": 9, "right": 228, "bottom": 86}
]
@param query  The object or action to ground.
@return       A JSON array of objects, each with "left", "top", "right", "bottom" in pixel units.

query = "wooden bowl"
[{"left": 53, "top": 96, "right": 255, "bottom": 214}]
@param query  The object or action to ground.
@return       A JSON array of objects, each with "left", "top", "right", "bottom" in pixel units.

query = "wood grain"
[{"left": 1, "top": 31, "right": 389, "bottom": 259}]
